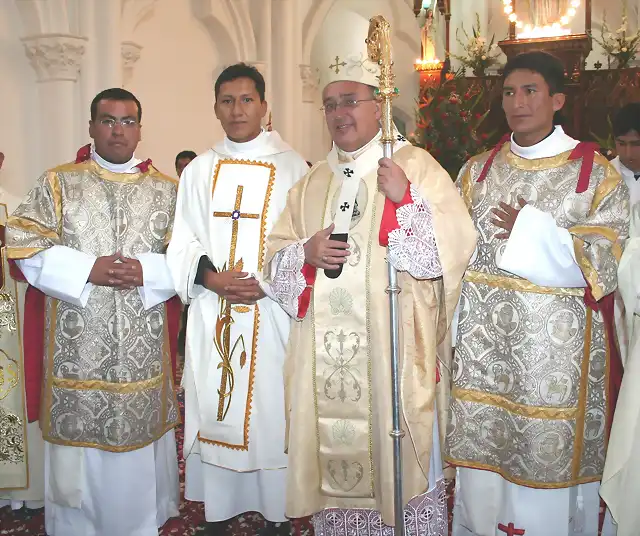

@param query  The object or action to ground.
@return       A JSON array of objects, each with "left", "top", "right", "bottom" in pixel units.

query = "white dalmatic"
[{"left": 166, "top": 130, "right": 308, "bottom": 522}]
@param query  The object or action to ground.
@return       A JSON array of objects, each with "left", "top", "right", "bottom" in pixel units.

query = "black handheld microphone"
[{"left": 324, "top": 233, "right": 348, "bottom": 279}]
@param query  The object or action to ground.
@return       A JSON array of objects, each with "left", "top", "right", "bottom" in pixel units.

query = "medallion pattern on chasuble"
[
  {"left": 0, "top": 206, "right": 28, "bottom": 488},
  {"left": 198, "top": 159, "right": 275, "bottom": 451},
  {"left": 447, "top": 149, "right": 627, "bottom": 487},
  {"left": 313, "top": 173, "right": 375, "bottom": 499},
  {"left": 7, "top": 165, "right": 179, "bottom": 452}
]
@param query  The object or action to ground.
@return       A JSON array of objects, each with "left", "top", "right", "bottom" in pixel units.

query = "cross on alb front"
[{"left": 212, "top": 184, "right": 260, "bottom": 421}]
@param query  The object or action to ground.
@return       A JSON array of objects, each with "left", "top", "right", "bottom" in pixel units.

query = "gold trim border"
[
  {"left": 199, "top": 157, "right": 276, "bottom": 451},
  {"left": 464, "top": 270, "right": 584, "bottom": 297},
  {"left": 445, "top": 456, "right": 600, "bottom": 489},
  {"left": 452, "top": 387, "right": 579, "bottom": 420},
  {"left": 51, "top": 374, "right": 162, "bottom": 393}
]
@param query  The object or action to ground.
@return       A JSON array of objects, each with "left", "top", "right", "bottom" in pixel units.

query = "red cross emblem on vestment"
[{"left": 498, "top": 522, "right": 525, "bottom": 536}]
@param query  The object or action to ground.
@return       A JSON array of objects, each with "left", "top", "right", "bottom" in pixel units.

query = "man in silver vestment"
[
  {"left": 447, "top": 51, "right": 628, "bottom": 536},
  {"left": 5, "top": 88, "right": 180, "bottom": 536}
]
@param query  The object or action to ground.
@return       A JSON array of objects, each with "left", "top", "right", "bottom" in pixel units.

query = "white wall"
[
  {"left": 2, "top": 0, "right": 635, "bottom": 200},
  {"left": 126, "top": 0, "right": 221, "bottom": 175},
  {"left": 0, "top": 2, "right": 39, "bottom": 213}
]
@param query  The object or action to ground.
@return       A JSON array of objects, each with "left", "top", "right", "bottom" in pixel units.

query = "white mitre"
[{"left": 313, "top": 10, "right": 381, "bottom": 90}]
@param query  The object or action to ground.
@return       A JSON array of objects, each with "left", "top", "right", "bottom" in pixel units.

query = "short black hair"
[
  {"left": 175, "top": 150, "right": 197, "bottom": 167},
  {"left": 91, "top": 88, "right": 142, "bottom": 122},
  {"left": 215, "top": 63, "right": 266, "bottom": 102},
  {"left": 503, "top": 51, "right": 566, "bottom": 95},
  {"left": 503, "top": 51, "right": 566, "bottom": 124},
  {"left": 613, "top": 103, "right": 640, "bottom": 137}
]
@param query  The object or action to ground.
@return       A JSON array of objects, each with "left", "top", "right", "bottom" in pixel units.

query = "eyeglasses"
[
  {"left": 320, "top": 98, "right": 376, "bottom": 115},
  {"left": 98, "top": 118, "right": 139, "bottom": 128}
]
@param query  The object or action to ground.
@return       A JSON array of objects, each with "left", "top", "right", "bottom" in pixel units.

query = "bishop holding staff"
[{"left": 261, "top": 12, "right": 476, "bottom": 536}]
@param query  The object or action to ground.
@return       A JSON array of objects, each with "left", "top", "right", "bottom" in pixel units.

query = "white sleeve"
[
  {"left": 135, "top": 253, "right": 177, "bottom": 310},
  {"left": 258, "top": 241, "right": 307, "bottom": 319},
  {"left": 166, "top": 168, "right": 209, "bottom": 304},
  {"left": 387, "top": 185, "right": 443, "bottom": 279},
  {"left": 498, "top": 204, "right": 586, "bottom": 288},
  {"left": 17, "top": 246, "right": 96, "bottom": 307}
]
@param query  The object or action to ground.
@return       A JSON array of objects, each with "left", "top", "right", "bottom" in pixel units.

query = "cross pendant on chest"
[
  {"left": 211, "top": 185, "right": 260, "bottom": 421},
  {"left": 498, "top": 522, "right": 525, "bottom": 536}
]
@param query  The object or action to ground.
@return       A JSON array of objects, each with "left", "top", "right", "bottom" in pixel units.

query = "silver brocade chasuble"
[
  {"left": 6, "top": 162, "right": 179, "bottom": 452},
  {"left": 198, "top": 158, "right": 276, "bottom": 450},
  {"left": 447, "top": 146, "right": 628, "bottom": 486},
  {"left": 0, "top": 204, "right": 27, "bottom": 490}
]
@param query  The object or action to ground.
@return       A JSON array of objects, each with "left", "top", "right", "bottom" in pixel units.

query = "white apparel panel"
[
  {"left": 185, "top": 453, "right": 287, "bottom": 522},
  {"left": 452, "top": 468, "right": 604, "bottom": 536},
  {"left": 183, "top": 296, "right": 289, "bottom": 471},
  {"left": 172, "top": 147, "right": 307, "bottom": 471},
  {"left": 44, "top": 430, "right": 179, "bottom": 536},
  {"left": 498, "top": 205, "right": 586, "bottom": 288}
]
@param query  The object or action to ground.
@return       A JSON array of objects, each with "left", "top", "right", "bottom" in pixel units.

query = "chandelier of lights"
[{"left": 503, "top": 0, "right": 581, "bottom": 38}]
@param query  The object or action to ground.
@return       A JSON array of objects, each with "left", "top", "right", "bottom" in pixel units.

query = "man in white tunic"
[
  {"left": 0, "top": 151, "right": 45, "bottom": 514},
  {"left": 166, "top": 63, "right": 308, "bottom": 536},
  {"left": 261, "top": 13, "right": 476, "bottom": 536},
  {"left": 448, "top": 51, "right": 628, "bottom": 536},
  {"left": 5, "top": 88, "right": 180, "bottom": 536},
  {"left": 600, "top": 194, "right": 640, "bottom": 536}
]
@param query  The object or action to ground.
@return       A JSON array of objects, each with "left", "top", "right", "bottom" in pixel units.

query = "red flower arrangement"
[{"left": 411, "top": 69, "right": 496, "bottom": 179}]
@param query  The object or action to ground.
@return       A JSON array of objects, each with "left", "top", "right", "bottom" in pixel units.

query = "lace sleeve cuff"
[
  {"left": 270, "top": 241, "right": 312, "bottom": 319},
  {"left": 388, "top": 185, "right": 443, "bottom": 279}
]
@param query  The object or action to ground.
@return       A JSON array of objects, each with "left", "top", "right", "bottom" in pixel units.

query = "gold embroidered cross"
[
  {"left": 329, "top": 56, "right": 347, "bottom": 74},
  {"left": 212, "top": 185, "right": 259, "bottom": 421}
]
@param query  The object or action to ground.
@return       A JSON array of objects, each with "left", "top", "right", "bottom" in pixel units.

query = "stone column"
[
  {"left": 272, "top": 0, "right": 299, "bottom": 149},
  {"left": 94, "top": 0, "right": 122, "bottom": 89},
  {"left": 22, "top": 34, "right": 87, "bottom": 170},
  {"left": 299, "top": 64, "right": 323, "bottom": 162}
]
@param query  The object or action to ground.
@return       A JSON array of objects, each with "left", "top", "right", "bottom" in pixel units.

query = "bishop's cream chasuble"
[
  {"left": 5, "top": 161, "right": 180, "bottom": 453},
  {"left": 0, "top": 204, "right": 28, "bottom": 491},
  {"left": 449, "top": 128, "right": 629, "bottom": 536},
  {"left": 167, "top": 131, "right": 309, "bottom": 476},
  {"left": 264, "top": 138, "right": 476, "bottom": 528},
  {"left": 600, "top": 200, "right": 640, "bottom": 536}
]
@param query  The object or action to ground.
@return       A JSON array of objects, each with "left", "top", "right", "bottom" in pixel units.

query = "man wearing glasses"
[
  {"left": 6, "top": 88, "right": 180, "bottom": 536},
  {"left": 261, "top": 12, "right": 475, "bottom": 536}
]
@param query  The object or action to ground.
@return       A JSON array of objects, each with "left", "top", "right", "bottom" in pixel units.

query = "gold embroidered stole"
[
  {"left": 199, "top": 158, "right": 275, "bottom": 450},
  {"left": 312, "top": 163, "right": 379, "bottom": 499},
  {"left": 0, "top": 203, "right": 27, "bottom": 490}
]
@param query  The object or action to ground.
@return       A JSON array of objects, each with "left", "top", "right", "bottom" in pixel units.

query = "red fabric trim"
[
  {"left": 477, "top": 133, "right": 511, "bottom": 184},
  {"left": 137, "top": 159, "right": 152, "bottom": 173},
  {"left": 24, "top": 284, "right": 46, "bottom": 423},
  {"left": 379, "top": 183, "right": 413, "bottom": 247},
  {"left": 75, "top": 144, "right": 91, "bottom": 163},
  {"left": 8, "top": 259, "right": 26, "bottom": 282},
  {"left": 74, "top": 145, "right": 152, "bottom": 173},
  {"left": 165, "top": 296, "right": 181, "bottom": 385},
  {"left": 583, "top": 288, "right": 623, "bottom": 435},
  {"left": 5, "top": 256, "right": 44, "bottom": 423},
  {"left": 436, "top": 364, "right": 441, "bottom": 384},
  {"left": 297, "top": 263, "right": 317, "bottom": 319},
  {"left": 568, "top": 142, "right": 599, "bottom": 194}
]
